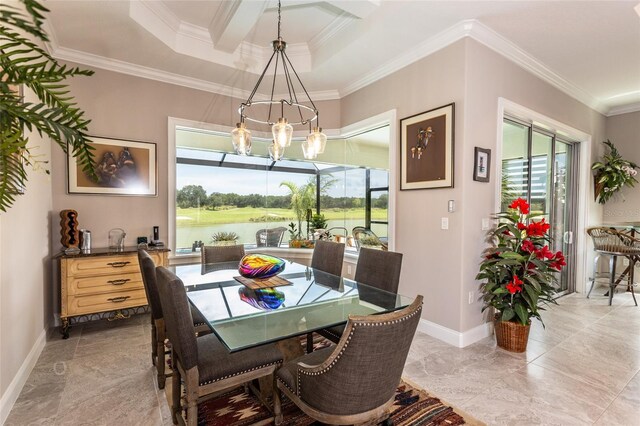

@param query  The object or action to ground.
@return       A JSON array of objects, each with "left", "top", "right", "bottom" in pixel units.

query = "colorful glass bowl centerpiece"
[
  {"left": 238, "top": 288, "right": 285, "bottom": 310},
  {"left": 238, "top": 254, "right": 286, "bottom": 279}
]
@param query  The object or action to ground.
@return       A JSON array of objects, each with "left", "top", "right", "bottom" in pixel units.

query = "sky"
[{"left": 176, "top": 163, "right": 381, "bottom": 198}]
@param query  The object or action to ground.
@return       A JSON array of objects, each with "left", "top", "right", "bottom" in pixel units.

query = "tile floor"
[{"left": 5, "top": 285, "right": 640, "bottom": 425}]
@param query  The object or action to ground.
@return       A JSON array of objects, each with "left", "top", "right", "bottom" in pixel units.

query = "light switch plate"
[
  {"left": 441, "top": 217, "right": 449, "bottom": 230},
  {"left": 482, "top": 218, "right": 490, "bottom": 231}
]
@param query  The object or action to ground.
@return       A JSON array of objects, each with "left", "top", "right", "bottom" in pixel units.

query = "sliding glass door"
[{"left": 501, "top": 118, "right": 578, "bottom": 293}]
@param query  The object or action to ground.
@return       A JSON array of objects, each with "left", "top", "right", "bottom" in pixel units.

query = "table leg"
[{"left": 253, "top": 337, "right": 306, "bottom": 402}]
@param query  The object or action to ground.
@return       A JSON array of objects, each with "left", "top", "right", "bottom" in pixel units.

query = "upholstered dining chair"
[
  {"left": 156, "top": 266, "right": 283, "bottom": 426},
  {"left": 201, "top": 244, "right": 245, "bottom": 264},
  {"left": 586, "top": 227, "right": 639, "bottom": 306},
  {"left": 311, "top": 240, "right": 345, "bottom": 276},
  {"left": 276, "top": 295, "right": 423, "bottom": 426},
  {"left": 319, "top": 247, "right": 403, "bottom": 343},
  {"left": 137, "top": 250, "right": 211, "bottom": 389}
]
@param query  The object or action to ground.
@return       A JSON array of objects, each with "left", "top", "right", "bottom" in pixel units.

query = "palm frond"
[{"left": 0, "top": 0, "right": 95, "bottom": 212}]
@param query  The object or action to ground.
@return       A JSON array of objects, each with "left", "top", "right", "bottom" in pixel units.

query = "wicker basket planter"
[{"left": 494, "top": 317, "right": 531, "bottom": 353}]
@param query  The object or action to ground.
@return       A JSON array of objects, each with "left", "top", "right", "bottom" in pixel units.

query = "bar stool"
[{"left": 586, "top": 227, "right": 639, "bottom": 306}]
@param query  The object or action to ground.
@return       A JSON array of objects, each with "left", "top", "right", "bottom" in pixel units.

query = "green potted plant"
[
  {"left": 310, "top": 213, "right": 327, "bottom": 231},
  {"left": 592, "top": 140, "right": 638, "bottom": 204},
  {"left": 476, "top": 198, "right": 566, "bottom": 352},
  {"left": 358, "top": 234, "right": 384, "bottom": 250},
  {"left": 1, "top": 0, "right": 96, "bottom": 212},
  {"left": 287, "top": 222, "right": 314, "bottom": 248},
  {"left": 211, "top": 231, "right": 239, "bottom": 246}
]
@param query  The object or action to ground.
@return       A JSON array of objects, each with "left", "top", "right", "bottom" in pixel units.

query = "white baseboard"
[
  {"left": 417, "top": 318, "right": 493, "bottom": 348},
  {"left": 0, "top": 329, "right": 47, "bottom": 424}
]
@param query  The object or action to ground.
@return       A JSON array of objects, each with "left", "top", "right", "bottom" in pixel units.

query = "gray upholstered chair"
[
  {"left": 586, "top": 227, "right": 638, "bottom": 306},
  {"left": 311, "top": 240, "right": 345, "bottom": 276},
  {"left": 156, "top": 266, "right": 283, "bottom": 426},
  {"left": 137, "top": 250, "right": 210, "bottom": 389},
  {"left": 319, "top": 247, "right": 403, "bottom": 343},
  {"left": 256, "top": 227, "right": 287, "bottom": 247},
  {"left": 276, "top": 295, "right": 423, "bottom": 426},
  {"left": 201, "top": 244, "right": 245, "bottom": 264}
]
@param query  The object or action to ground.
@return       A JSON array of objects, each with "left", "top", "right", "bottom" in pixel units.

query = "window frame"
[{"left": 168, "top": 111, "right": 397, "bottom": 261}]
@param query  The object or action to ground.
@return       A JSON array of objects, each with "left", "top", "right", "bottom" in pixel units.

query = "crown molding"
[
  {"left": 46, "top": 12, "right": 623, "bottom": 115},
  {"left": 45, "top": 36, "right": 339, "bottom": 101},
  {"left": 307, "top": 13, "right": 353, "bottom": 53},
  {"left": 606, "top": 101, "right": 640, "bottom": 117},
  {"left": 466, "top": 20, "right": 607, "bottom": 115},
  {"left": 341, "top": 19, "right": 608, "bottom": 115},
  {"left": 340, "top": 20, "right": 472, "bottom": 97}
]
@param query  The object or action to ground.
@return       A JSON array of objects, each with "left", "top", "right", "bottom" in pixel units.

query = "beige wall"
[
  {"left": 51, "top": 66, "right": 341, "bottom": 250},
  {"left": 460, "top": 39, "right": 605, "bottom": 331},
  {"left": 0, "top": 113, "right": 52, "bottom": 404},
  {"left": 342, "top": 40, "right": 468, "bottom": 332},
  {"left": 342, "top": 38, "right": 606, "bottom": 334},
  {"left": 46, "top": 37, "right": 609, "bottom": 341},
  {"left": 603, "top": 111, "right": 640, "bottom": 221}
]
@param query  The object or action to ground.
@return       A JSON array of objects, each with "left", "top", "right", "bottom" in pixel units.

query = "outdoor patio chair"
[{"left": 586, "top": 227, "right": 638, "bottom": 306}]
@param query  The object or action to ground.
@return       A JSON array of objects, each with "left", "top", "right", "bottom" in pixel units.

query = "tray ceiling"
[{"left": 44, "top": 0, "right": 640, "bottom": 115}]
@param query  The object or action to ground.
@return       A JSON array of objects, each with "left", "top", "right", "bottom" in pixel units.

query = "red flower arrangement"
[{"left": 477, "top": 198, "right": 565, "bottom": 325}]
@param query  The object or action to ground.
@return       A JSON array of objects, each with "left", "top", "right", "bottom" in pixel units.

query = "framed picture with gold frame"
[
  {"left": 400, "top": 103, "right": 454, "bottom": 190},
  {"left": 67, "top": 136, "right": 157, "bottom": 196}
]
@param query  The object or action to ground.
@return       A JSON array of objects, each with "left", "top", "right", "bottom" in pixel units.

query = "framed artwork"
[
  {"left": 473, "top": 147, "right": 491, "bottom": 182},
  {"left": 400, "top": 103, "right": 454, "bottom": 190},
  {"left": 68, "top": 136, "right": 157, "bottom": 196}
]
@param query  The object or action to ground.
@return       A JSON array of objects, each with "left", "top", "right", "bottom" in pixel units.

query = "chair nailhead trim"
[
  {"left": 297, "top": 306, "right": 422, "bottom": 394},
  {"left": 199, "top": 360, "right": 282, "bottom": 386},
  {"left": 277, "top": 377, "right": 295, "bottom": 394}
]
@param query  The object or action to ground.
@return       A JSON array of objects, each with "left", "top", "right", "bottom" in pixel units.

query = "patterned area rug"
[{"left": 198, "top": 380, "right": 483, "bottom": 426}]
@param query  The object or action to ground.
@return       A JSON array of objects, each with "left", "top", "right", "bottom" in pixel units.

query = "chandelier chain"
[{"left": 277, "top": 0, "right": 282, "bottom": 39}]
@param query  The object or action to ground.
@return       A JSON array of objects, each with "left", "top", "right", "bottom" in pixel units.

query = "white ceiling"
[{"left": 45, "top": 0, "right": 640, "bottom": 116}]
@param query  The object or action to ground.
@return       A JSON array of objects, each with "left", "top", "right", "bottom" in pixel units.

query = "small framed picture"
[
  {"left": 473, "top": 147, "right": 491, "bottom": 182},
  {"left": 68, "top": 136, "right": 157, "bottom": 196}
]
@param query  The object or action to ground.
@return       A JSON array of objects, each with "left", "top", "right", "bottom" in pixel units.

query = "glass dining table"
[{"left": 169, "top": 259, "right": 413, "bottom": 353}]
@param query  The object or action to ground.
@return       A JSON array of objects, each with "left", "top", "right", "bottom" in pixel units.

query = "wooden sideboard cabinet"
[{"left": 58, "top": 247, "right": 169, "bottom": 338}]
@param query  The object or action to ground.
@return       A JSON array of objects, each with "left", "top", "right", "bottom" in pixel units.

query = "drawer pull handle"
[
  {"left": 107, "top": 279, "right": 130, "bottom": 286},
  {"left": 108, "top": 296, "right": 130, "bottom": 303},
  {"left": 107, "top": 261, "right": 130, "bottom": 268}
]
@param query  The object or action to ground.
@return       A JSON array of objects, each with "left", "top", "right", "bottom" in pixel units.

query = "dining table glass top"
[{"left": 169, "top": 259, "right": 413, "bottom": 352}]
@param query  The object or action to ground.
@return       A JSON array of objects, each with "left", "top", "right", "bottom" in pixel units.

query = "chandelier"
[{"left": 230, "top": 0, "right": 326, "bottom": 161}]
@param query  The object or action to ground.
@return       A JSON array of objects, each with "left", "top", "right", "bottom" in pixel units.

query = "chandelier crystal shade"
[
  {"left": 231, "top": 0, "right": 326, "bottom": 160},
  {"left": 231, "top": 122, "right": 252, "bottom": 155}
]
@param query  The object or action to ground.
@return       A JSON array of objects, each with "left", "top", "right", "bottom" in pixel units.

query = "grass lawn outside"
[{"left": 176, "top": 207, "right": 387, "bottom": 226}]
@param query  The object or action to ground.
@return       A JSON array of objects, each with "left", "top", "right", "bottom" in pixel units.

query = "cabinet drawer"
[
  {"left": 67, "top": 289, "right": 148, "bottom": 316},
  {"left": 66, "top": 254, "right": 141, "bottom": 277},
  {"left": 68, "top": 272, "right": 144, "bottom": 296}
]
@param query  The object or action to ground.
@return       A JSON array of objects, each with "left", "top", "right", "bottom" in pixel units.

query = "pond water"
[{"left": 176, "top": 219, "right": 369, "bottom": 252}]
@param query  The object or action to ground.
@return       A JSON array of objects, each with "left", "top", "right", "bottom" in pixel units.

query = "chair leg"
[
  {"left": 273, "top": 374, "right": 282, "bottom": 425},
  {"left": 609, "top": 255, "right": 617, "bottom": 306},
  {"left": 306, "top": 333, "right": 314, "bottom": 354},
  {"left": 171, "top": 354, "right": 181, "bottom": 425},
  {"left": 151, "top": 319, "right": 158, "bottom": 366},
  {"left": 185, "top": 368, "right": 199, "bottom": 426},
  {"left": 156, "top": 319, "right": 166, "bottom": 389},
  {"left": 588, "top": 254, "right": 600, "bottom": 299},
  {"left": 630, "top": 259, "right": 638, "bottom": 307}
]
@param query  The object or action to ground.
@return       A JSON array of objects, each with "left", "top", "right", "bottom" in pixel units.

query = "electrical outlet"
[
  {"left": 468, "top": 291, "right": 474, "bottom": 304},
  {"left": 347, "top": 265, "right": 352, "bottom": 274},
  {"left": 482, "top": 218, "right": 490, "bottom": 231},
  {"left": 441, "top": 217, "right": 449, "bottom": 230}
]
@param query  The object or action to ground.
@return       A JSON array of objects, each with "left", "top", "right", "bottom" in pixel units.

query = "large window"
[{"left": 173, "top": 125, "right": 390, "bottom": 255}]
